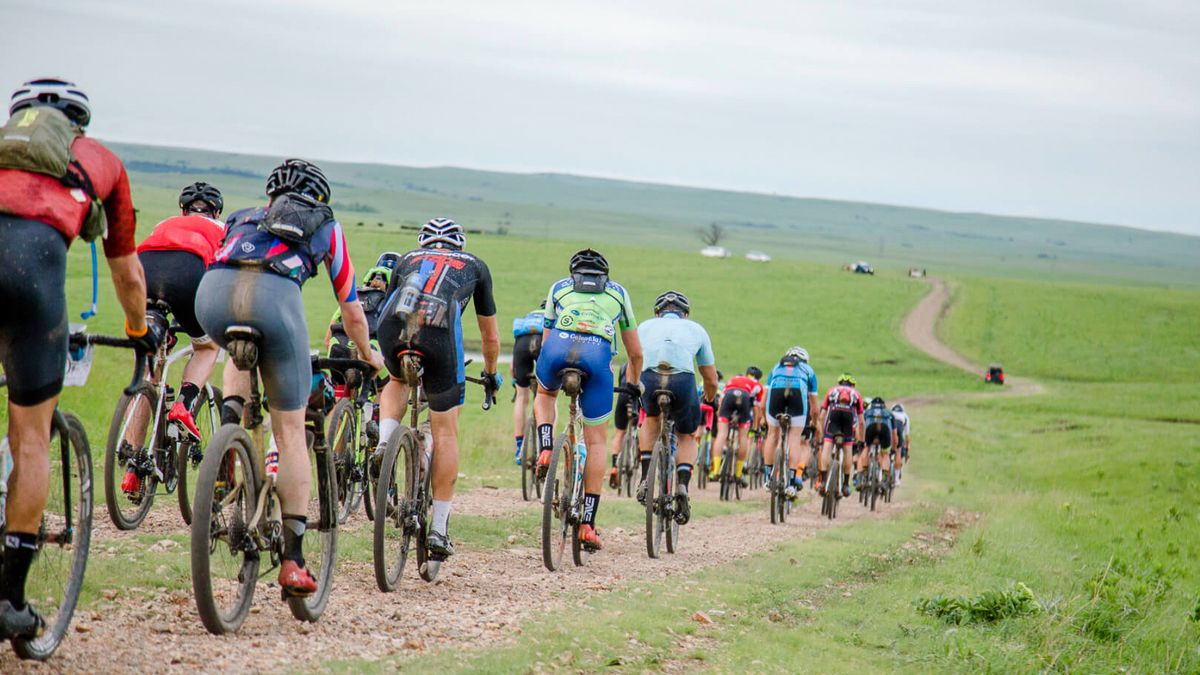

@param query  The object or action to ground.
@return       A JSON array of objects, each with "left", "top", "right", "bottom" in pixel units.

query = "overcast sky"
[{"left": 4, "top": 1, "right": 1197, "bottom": 234}]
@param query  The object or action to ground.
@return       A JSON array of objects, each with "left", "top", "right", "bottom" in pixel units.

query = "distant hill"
[{"left": 109, "top": 142, "right": 1199, "bottom": 286}]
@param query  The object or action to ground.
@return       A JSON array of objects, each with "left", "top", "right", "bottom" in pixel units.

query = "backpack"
[
  {"left": 260, "top": 193, "right": 333, "bottom": 243},
  {"left": 0, "top": 107, "right": 106, "bottom": 241},
  {"left": 571, "top": 270, "right": 608, "bottom": 294}
]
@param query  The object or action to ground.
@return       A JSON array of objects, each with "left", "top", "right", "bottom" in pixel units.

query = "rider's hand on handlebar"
[
  {"left": 802, "top": 424, "right": 816, "bottom": 440},
  {"left": 366, "top": 349, "right": 386, "bottom": 376},
  {"left": 623, "top": 381, "right": 645, "bottom": 400},
  {"left": 483, "top": 370, "right": 502, "bottom": 394},
  {"left": 125, "top": 313, "right": 167, "bottom": 354}
]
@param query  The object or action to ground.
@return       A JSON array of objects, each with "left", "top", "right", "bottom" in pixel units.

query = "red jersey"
[
  {"left": 724, "top": 375, "right": 765, "bottom": 403},
  {"left": 0, "top": 135, "right": 136, "bottom": 258},
  {"left": 821, "top": 385, "right": 864, "bottom": 415},
  {"left": 138, "top": 214, "right": 226, "bottom": 266}
]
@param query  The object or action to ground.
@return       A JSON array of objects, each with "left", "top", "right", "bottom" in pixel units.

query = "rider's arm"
[
  {"left": 477, "top": 314, "right": 501, "bottom": 374},
  {"left": 698, "top": 364, "right": 718, "bottom": 402},
  {"left": 338, "top": 299, "right": 374, "bottom": 359},
  {"left": 620, "top": 328, "right": 643, "bottom": 377},
  {"left": 109, "top": 253, "right": 149, "bottom": 333}
]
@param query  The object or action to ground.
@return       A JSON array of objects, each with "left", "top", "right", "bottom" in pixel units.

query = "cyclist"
[
  {"left": 0, "top": 78, "right": 163, "bottom": 638},
  {"left": 608, "top": 364, "right": 638, "bottom": 489},
  {"left": 814, "top": 374, "right": 864, "bottom": 498},
  {"left": 762, "top": 346, "right": 818, "bottom": 499},
  {"left": 374, "top": 218, "right": 501, "bottom": 559},
  {"left": 858, "top": 397, "right": 898, "bottom": 485},
  {"left": 534, "top": 249, "right": 643, "bottom": 552},
  {"left": 323, "top": 264, "right": 390, "bottom": 357},
  {"left": 374, "top": 251, "right": 402, "bottom": 273},
  {"left": 197, "top": 159, "right": 384, "bottom": 597},
  {"left": 709, "top": 366, "right": 764, "bottom": 487},
  {"left": 634, "top": 291, "right": 718, "bottom": 523},
  {"left": 511, "top": 301, "right": 545, "bottom": 464},
  {"left": 130, "top": 182, "right": 226, "bottom": 451},
  {"left": 891, "top": 403, "right": 910, "bottom": 484}
]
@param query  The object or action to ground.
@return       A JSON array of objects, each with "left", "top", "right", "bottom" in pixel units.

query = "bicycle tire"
[
  {"left": 328, "top": 399, "right": 358, "bottom": 523},
  {"left": 696, "top": 436, "right": 709, "bottom": 491},
  {"left": 12, "top": 412, "right": 93, "bottom": 661},
  {"left": 103, "top": 383, "right": 161, "bottom": 530},
  {"left": 373, "top": 427, "right": 418, "bottom": 591},
  {"left": 869, "top": 454, "right": 880, "bottom": 512},
  {"left": 541, "top": 433, "right": 571, "bottom": 571},
  {"left": 521, "top": 415, "right": 537, "bottom": 502},
  {"left": 662, "top": 438, "right": 679, "bottom": 555},
  {"left": 178, "top": 385, "right": 220, "bottom": 526},
  {"left": 288, "top": 429, "right": 339, "bottom": 622},
  {"left": 645, "top": 440, "right": 669, "bottom": 558},
  {"left": 718, "top": 441, "right": 734, "bottom": 502},
  {"left": 364, "top": 439, "right": 378, "bottom": 522},
  {"left": 190, "top": 424, "right": 261, "bottom": 635}
]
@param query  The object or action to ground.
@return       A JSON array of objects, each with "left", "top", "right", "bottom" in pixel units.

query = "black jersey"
[{"left": 386, "top": 248, "right": 496, "bottom": 331}]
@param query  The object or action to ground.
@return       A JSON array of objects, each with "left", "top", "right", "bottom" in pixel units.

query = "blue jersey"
[
  {"left": 766, "top": 361, "right": 817, "bottom": 396},
  {"left": 863, "top": 406, "right": 894, "bottom": 430},
  {"left": 512, "top": 309, "right": 544, "bottom": 337}
]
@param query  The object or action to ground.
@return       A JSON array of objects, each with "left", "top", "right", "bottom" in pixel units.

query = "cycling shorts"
[
  {"left": 512, "top": 333, "right": 542, "bottom": 389},
  {"left": 823, "top": 408, "right": 856, "bottom": 443},
  {"left": 535, "top": 330, "right": 613, "bottom": 425},
  {"left": 765, "top": 388, "right": 807, "bottom": 429},
  {"left": 639, "top": 370, "right": 702, "bottom": 435},
  {"left": 718, "top": 388, "right": 753, "bottom": 428},
  {"left": 613, "top": 389, "right": 641, "bottom": 431},
  {"left": 0, "top": 217, "right": 68, "bottom": 406},
  {"left": 139, "top": 249, "right": 209, "bottom": 340},
  {"left": 196, "top": 268, "right": 312, "bottom": 411},
  {"left": 865, "top": 423, "right": 893, "bottom": 449},
  {"left": 376, "top": 297, "right": 465, "bottom": 414}
]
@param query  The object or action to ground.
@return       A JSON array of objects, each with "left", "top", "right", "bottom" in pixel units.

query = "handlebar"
[
  {"left": 69, "top": 332, "right": 146, "bottom": 396},
  {"left": 464, "top": 375, "right": 497, "bottom": 411}
]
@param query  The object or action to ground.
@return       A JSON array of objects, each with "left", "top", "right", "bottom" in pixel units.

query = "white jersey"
[{"left": 892, "top": 410, "right": 910, "bottom": 435}]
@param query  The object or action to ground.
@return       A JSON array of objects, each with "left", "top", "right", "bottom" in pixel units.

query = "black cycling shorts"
[
  {"left": 639, "top": 370, "right": 701, "bottom": 435},
  {"left": 377, "top": 308, "right": 463, "bottom": 413},
  {"left": 864, "top": 423, "right": 893, "bottom": 449},
  {"left": 766, "top": 388, "right": 807, "bottom": 427},
  {"left": 613, "top": 390, "right": 640, "bottom": 431},
  {"left": 823, "top": 408, "right": 856, "bottom": 443},
  {"left": 718, "top": 388, "right": 753, "bottom": 427},
  {"left": 139, "top": 250, "right": 208, "bottom": 339},
  {"left": 0, "top": 217, "right": 68, "bottom": 406},
  {"left": 512, "top": 333, "right": 541, "bottom": 389}
]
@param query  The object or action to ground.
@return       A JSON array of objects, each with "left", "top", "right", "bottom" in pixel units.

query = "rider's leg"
[
  {"left": 429, "top": 408, "right": 460, "bottom": 537},
  {"left": 881, "top": 442, "right": 892, "bottom": 472},
  {"left": 675, "top": 429, "right": 698, "bottom": 489},
  {"left": 710, "top": 420, "right": 731, "bottom": 478},
  {"left": 763, "top": 424, "right": 780, "bottom": 475},
  {"left": 512, "top": 384, "right": 530, "bottom": 460},
  {"left": 220, "top": 364, "right": 251, "bottom": 425},
  {"left": 533, "top": 388, "right": 558, "bottom": 455},
  {"left": 787, "top": 427, "right": 806, "bottom": 475},
  {"left": 180, "top": 338, "right": 220, "bottom": 409},
  {"left": 580, "top": 422, "right": 607, "bottom": 530},
  {"left": 374, "top": 377, "right": 408, "bottom": 453},
  {"left": 735, "top": 425, "right": 751, "bottom": 478},
  {"left": 2, "top": 398, "right": 56, "bottom": 610},
  {"left": 637, "top": 414, "right": 661, "bottom": 481},
  {"left": 271, "top": 407, "right": 310, "bottom": 564}
]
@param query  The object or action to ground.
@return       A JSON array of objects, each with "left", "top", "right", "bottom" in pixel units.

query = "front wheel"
[
  {"left": 328, "top": 399, "right": 359, "bottom": 524},
  {"left": 520, "top": 415, "right": 538, "bottom": 502},
  {"left": 104, "top": 383, "right": 161, "bottom": 530},
  {"left": 373, "top": 427, "right": 419, "bottom": 591},
  {"left": 178, "top": 385, "right": 221, "bottom": 526}
]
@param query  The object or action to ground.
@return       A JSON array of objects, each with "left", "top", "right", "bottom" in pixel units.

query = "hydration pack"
[
  {"left": 571, "top": 270, "right": 608, "bottom": 294},
  {"left": 260, "top": 193, "right": 333, "bottom": 244},
  {"left": 0, "top": 107, "right": 105, "bottom": 241}
]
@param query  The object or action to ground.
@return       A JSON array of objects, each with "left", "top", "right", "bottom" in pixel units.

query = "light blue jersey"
[
  {"left": 767, "top": 361, "right": 817, "bottom": 394},
  {"left": 512, "top": 309, "right": 544, "bottom": 337},
  {"left": 637, "top": 314, "right": 715, "bottom": 375}
]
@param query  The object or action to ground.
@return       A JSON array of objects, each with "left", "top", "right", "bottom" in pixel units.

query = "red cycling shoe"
[
  {"left": 121, "top": 470, "right": 141, "bottom": 495},
  {"left": 578, "top": 524, "right": 602, "bottom": 551},
  {"left": 278, "top": 559, "right": 317, "bottom": 597},
  {"left": 167, "top": 400, "right": 201, "bottom": 439},
  {"left": 536, "top": 449, "right": 551, "bottom": 478}
]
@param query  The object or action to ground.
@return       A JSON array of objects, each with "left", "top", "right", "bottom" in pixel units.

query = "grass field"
[{"left": 2, "top": 154, "right": 1198, "bottom": 671}]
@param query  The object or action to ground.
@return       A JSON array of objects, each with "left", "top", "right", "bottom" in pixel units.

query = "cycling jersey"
[
  {"left": 892, "top": 410, "right": 910, "bottom": 438},
  {"left": 637, "top": 314, "right": 715, "bottom": 375},
  {"left": 766, "top": 361, "right": 817, "bottom": 393},
  {"left": 724, "top": 375, "right": 765, "bottom": 403},
  {"left": 0, "top": 135, "right": 137, "bottom": 258},
  {"left": 543, "top": 277, "right": 635, "bottom": 349},
  {"left": 512, "top": 308, "right": 544, "bottom": 337},
  {"left": 213, "top": 206, "right": 358, "bottom": 302},
  {"left": 863, "top": 406, "right": 895, "bottom": 449},
  {"left": 863, "top": 406, "right": 894, "bottom": 430},
  {"left": 821, "top": 385, "right": 864, "bottom": 416},
  {"left": 137, "top": 214, "right": 225, "bottom": 266}
]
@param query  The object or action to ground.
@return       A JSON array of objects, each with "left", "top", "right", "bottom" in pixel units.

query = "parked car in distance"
[
  {"left": 701, "top": 246, "right": 732, "bottom": 258},
  {"left": 746, "top": 250, "right": 771, "bottom": 262}
]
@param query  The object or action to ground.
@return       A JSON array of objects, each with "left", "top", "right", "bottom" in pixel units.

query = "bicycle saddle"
[
  {"left": 559, "top": 368, "right": 586, "bottom": 397},
  {"left": 225, "top": 325, "right": 263, "bottom": 370}
]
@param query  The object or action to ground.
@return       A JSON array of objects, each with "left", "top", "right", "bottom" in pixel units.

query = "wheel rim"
[
  {"left": 106, "top": 389, "right": 160, "bottom": 528},
  {"left": 194, "top": 432, "right": 259, "bottom": 631}
]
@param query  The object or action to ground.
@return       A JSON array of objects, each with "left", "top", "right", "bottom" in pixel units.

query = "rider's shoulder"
[
  {"left": 225, "top": 206, "right": 266, "bottom": 228},
  {"left": 604, "top": 279, "right": 630, "bottom": 297}
]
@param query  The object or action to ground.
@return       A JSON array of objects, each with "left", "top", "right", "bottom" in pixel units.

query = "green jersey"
[{"left": 543, "top": 276, "right": 636, "bottom": 350}]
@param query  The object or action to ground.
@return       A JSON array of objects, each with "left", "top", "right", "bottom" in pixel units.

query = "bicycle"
[
  {"left": 614, "top": 395, "right": 639, "bottom": 498},
  {"left": 820, "top": 434, "right": 846, "bottom": 520},
  {"left": 859, "top": 441, "right": 884, "bottom": 512},
  {"left": 768, "top": 413, "right": 793, "bottom": 524},
  {"left": 643, "top": 386, "right": 682, "bottom": 559},
  {"left": 373, "top": 351, "right": 494, "bottom": 590},
  {"left": 103, "top": 301, "right": 221, "bottom": 529},
  {"left": 695, "top": 426, "right": 711, "bottom": 491},
  {"left": 717, "top": 408, "right": 741, "bottom": 502},
  {"left": 0, "top": 330, "right": 142, "bottom": 660},
  {"left": 747, "top": 425, "right": 766, "bottom": 490},
  {"left": 517, "top": 375, "right": 543, "bottom": 502},
  {"left": 190, "top": 326, "right": 361, "bottom": 635},
  {"left": 326, "top": 358, "right": 383, "bottom": 523}
]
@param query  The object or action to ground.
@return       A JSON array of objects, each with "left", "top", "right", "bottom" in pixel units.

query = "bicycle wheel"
[
  {"left": 521, "top": 415, "right": 537, "bottom": 502},
  {"left": 190, "top": 424, "right": 261, "bottom": 635},
  {"left": 373, "top": 427, "right": 418, "bottom": 591},
  {"left": 718, "top": 444, "right": 734, "bottom": 502},
  {"left": 102, "top": 383, "right": 160, "bottom": 530},
  {"left": 662, "top": 443, "right": 679, "bottom": 554},
  {"left": 541, "top": 433, "right": 572, "bottom": 571},
  {"left": 696, "top": 436, "right": 709, "bottom": 491},
  {"left": 178, "top": 385, "right": 221, "bottom": 526},
  {"left": 328, "top": 399, "right": 359, "bottom": 523},
  {"left": 11, "top": 412, "right": 93, "bottom": 661},
  {"left": 869, "top": 457, "right": 880, "bottom": 512},
  {"left": 622, "top": 430, "right": 639, "bottom": 497},
  {"left": 288, "top": 429, "right": 339, "bottom": 622}
]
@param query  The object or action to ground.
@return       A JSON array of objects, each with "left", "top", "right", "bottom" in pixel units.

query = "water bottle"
[
  {"left": 266, "top": 435, "right": 280, "bottom": 476},
  {"left": 575, "top": 440, "right": 587, "bottom": 478},
  {"left": 395, "top": 271, "right": 425, "bottom": 317}
]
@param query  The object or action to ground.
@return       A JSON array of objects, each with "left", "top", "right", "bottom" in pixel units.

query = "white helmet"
[
  {"left": 785, "top": 345, "right": 809, "bottom": 362},
  {"left": 9, "top": 77, "right": 91, "bottom": 127},
  {"left": 418, "top": 217, "right": 465, "bottom": 250}
]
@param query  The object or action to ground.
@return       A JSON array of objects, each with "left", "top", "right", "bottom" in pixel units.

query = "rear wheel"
[
  {"left": 287, "top": 430, "right": 339, "bottom": 622},
  {"left": 662, "top": 441, "right": 679, "bottom": 554},
  {"left": 104, "top": 384, "right": 161, "bottom": 530},
  {"left": 190, "top": 424, "right": 261, "bottom": 635},
  {"left": 541, "top": 433, "right": 572, "bottom": 571},
  {"left": 696, "top": 436, "right": 709, "bottom": 491},
  {"left": 373, "top": 427, "right": 418, "bottom": 591},
  {"left": 12, "top": 413, "right": 93, "bottom": 661},
  {"left": 520, "top": 415, "right": 538, "bottom": 502}
]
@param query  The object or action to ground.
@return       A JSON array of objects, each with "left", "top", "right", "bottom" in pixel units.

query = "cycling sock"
[
  {"left": 537, "top": 424, "right": 554, "bottom": 452},
  {"left": 220, "top": 395, "right": 245, "bottom": 426},
  {"left": 281, "top": 515, "right": 307, "bottom": 565},
  {"left": 0, "top": 532, "right": 38, "bottom": 608},
  {"left": 677, "top": 463, "right": 692, "bottom": 490},
  {"left": 582, "top": 493, "right": 600, "bottom": 525},
  {"left": 764, "top": 464, "right": 773, "bottom": 481},
  {"left": 735, "top": 459, "right": 745, "bottom": 478},
  {"left": 788, "top": 468, "right": 797, "bottom": 484},
  {"left": 639, "top": 453, "right": 652, "bottom": 480},
  {"left": 179, "top": 382, "right": 201, "bottom": 411},
  {"left": 431, "top": 500, "right": 452, "bottom": 537},
  {"left": 378, "top": 418, "right": 401, "bottom": 448},
  {"left": 514, "top": 435, "right": 524, "bottom": 454}
]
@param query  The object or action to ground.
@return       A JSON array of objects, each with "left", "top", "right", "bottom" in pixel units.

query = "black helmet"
[
  {"left": 179, "top": 181, "right": 223, "bottom": 214},
  {"left": 654, "top": 290, "right": 690, "bottom": 316},
  {"left": 265, "top": 159, "right": 331, "bottom": 203},
  {"left": 9, "top": 77, "right": 91, "bottom": 127},
  {"left": 746, "top": 365, "right": 763, "bottom": 380},
  {"left": 870, "top": 396, "right": 885, "bottom": 408},
  {"left": 569, "top": 248, "right": 608, "bottom": 274},
  {"left": 375, "top": 251, "right": 402, "bottom": 271}
]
